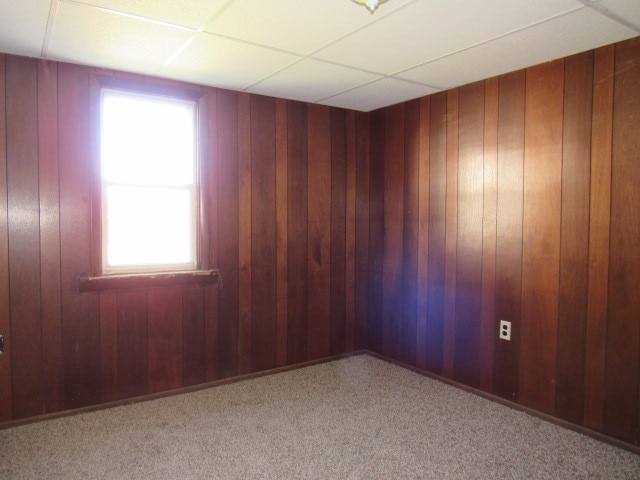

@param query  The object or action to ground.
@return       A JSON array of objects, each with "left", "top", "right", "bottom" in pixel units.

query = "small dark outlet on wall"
[{"left": 0, "top": 334, "right": 4, "bottom": 354}]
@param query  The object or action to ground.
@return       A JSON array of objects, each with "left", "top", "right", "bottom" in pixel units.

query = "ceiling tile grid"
[
  {"left": 318, "top": 77, "right": 440, "bottom": 112},
  {"left": 395, "top": 6, "right": 639, "bottom": 89},
  {"left": 312, "top": 0, "right": 584, "bottom": 75},
  {"left": 159, "top": 32, "right": 301, "bottom": 91},
  {"left": 0, "top": 0, "right": 52, "bottom": 57},
  {"left": 68, "top": 0, "right": 230, "bottom": 29},
  {"left": 246, "top": 58, "right": 383, "bottom": 104},
  {"left": 47, "top": 1, "right": 194, "bottom": 75},
  {"left": 0, "top": 0, "right": 638, "bottom": 111}
]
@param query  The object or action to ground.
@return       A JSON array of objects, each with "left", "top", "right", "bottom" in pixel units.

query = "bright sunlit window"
[{"left": 100, "top": 88, "right": 198, "bottom": 274}]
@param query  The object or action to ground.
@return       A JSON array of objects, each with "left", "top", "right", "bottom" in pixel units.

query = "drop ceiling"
[{"left": 0, "top": 0, "right": 638, "bottom": 112}]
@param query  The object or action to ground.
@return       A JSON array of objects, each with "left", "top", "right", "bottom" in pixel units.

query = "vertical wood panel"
[
  {"left": 250, "top": 95, "right": 277, "bottom": 371},
  {"left": 238, "top": 93, "right": 252, "bottom": 374},
  {"left": 216, "top": 90, "right": 239, "bottom": 379},
  {"left": 345, "top": 110, "right": 357, "bottom": 352},
  {"left": 480, "top": 77, "right": 498, "bottom": 392},
  {"left": 443, "top": 89, "right": 458, "bottom": 379},
  {"left": 604, "top": 37, "right": 640, "bottom": 443},
  {"left": 402, "top": 99, "right": 420, "bottom": 366},
  {"left": 330, "top": 108, "right": 347, "bottom": 355},
  {"left": 117, "top": 290, "right": 148, "bottom": 397},
  {"left": 382, "top": 104, "right": 404, "bottom": 359},
  {"left": 584, "top": 45, "right": 614, "bottom": 431},
  {"left": 275, "top": 98, "right": 288, "bottom": 366},
  {"left": 58, "top": 63, "right": 101, "bottom": 410},
  {"left": 416, "top": 97, "right": 430, "bottom": 370},
  {"left": 454, "top": 82, "right": 484, "bottom": 388},
  {"left": 354, "top": 112, "right": 370, "bottom": 350},
  {"left": 0, "top": 54, "right": 10, "bottom": 422},
  {"left": 556, "top": 51, "right": 593, "bottom": 424},
  {"left": 367, "top": 110, "right": 385, "bottom": 353},
  {"left": 38, "top": 59, "right": 63, "bottom": 414},
  {"left": 99, "top": 293, "right": 117, "bottom": 402},
  {"left": 182, "top": 285, "right": 204, "bottom": 386},
  {"left": 426, "top": 92, "right": 447, "bottom": 374},
  {"left": 205, "top": 88, "right": 219, "bottom": 382},
  {"left": 204, "top": 283, "right": 218, "bottom": 381},
  {"left": 519, "top": 60, "right": 564, "bottom": 413},
  {"left": 287, "top": 101, "right": 308, "bottom": 364},
  {"left": 6, "top": 56, "right": 42, "bottom": 418},
  {"left": 148, "top": 286, "right": 182, "bottom": 393},
  {"left": 493, "top": 70, "right": 525, "bottom": 401},
  {"left": 307, "top": 105, "right": 332, "bottom": 360}
]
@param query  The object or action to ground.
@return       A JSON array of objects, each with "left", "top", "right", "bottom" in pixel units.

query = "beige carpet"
[{"left": 0, "top": 354, "right": 638, "bottom": 479}]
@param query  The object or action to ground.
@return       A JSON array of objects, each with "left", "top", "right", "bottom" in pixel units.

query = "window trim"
[{"left": 87, "top": 75, "right": 210, "bottom": 288}]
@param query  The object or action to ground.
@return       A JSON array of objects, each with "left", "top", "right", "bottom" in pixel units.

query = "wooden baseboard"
[
  {"left": 0, "top": 350, "right": 367, "bottom": 431},
  {"left": 365, "top": 350, "right": 640, "bottom": 456},
  {"left": 3, "top": 348, "right": 637, "bottom": 457}
]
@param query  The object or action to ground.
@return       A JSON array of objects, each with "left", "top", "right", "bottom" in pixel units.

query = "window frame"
[{"left": 85, "top": 75, "right": 212, "bottom": 289}]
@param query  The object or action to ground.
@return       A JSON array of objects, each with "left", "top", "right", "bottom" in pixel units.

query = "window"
[
  {"left": 80, "top": 75, "right": 217, "bottom": 291},
  {"left": 100, "top": 88, "right": 198, "bottom": 274}
]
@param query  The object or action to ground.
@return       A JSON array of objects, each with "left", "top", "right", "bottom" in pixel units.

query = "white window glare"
[{"left": 100, "top": 88, "right": 198, "bottom": 274}]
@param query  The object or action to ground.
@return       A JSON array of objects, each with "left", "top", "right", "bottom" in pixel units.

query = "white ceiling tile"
[
  {"left": 318, "top": 77, "right": 440, "bottom": 112},
  {"left": 595, "top": 0, "right": 640, "bottom": 29},
  {"left": 205, "top": 0, "right": 414, "bottom": 55},
  {"left": 396, "top": 7, "right": 638, "bottom": 89},
  {"left": 314, "top": 0, "right": 582, "bottom": 74},
  {"left": 69, "top": 0, "right": 229, "bottom": 29},
  {"left": 247, "top": 59, "right": 381, "bottom": 103},
  {"left": 47, "top": 2, "right": 193, "bottom": 75},
  {"left": 0, "top": 0, "right": 51, "bottom": 57},
  {"left": 160, "top": 33, "right": 301, "bottom": 91}
]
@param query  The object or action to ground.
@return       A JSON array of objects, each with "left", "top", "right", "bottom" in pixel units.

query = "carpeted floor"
[{"left": 1, "top": 354, "right": 638, "bottom": 479}]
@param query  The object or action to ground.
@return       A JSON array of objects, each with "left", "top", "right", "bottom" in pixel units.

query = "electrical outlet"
[
  {"left": 0, "top": 334, "right": 4, "bottom": 354},
  {"left": 499, "top": 320, "right": 511, "bottom": 341}
]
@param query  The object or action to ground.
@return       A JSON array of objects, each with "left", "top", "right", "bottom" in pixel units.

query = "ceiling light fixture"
[{"left": 352, "top": 0, "right": 389, "bottom": 14}]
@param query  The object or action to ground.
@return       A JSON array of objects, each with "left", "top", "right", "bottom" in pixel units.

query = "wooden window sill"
[{"left": 78, "top": 269, "right": 220, "bottom": 292}]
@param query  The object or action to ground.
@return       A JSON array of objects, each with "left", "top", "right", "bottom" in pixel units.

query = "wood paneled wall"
[
  {"left": 364, "top": 37, "right": 640, "bottom": 446},
  {"left": 0, "top": 55, "right": 367, "bottom": 421},
  {"left": 1, "top": 37, "right": 639, "bottom": 450}
]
